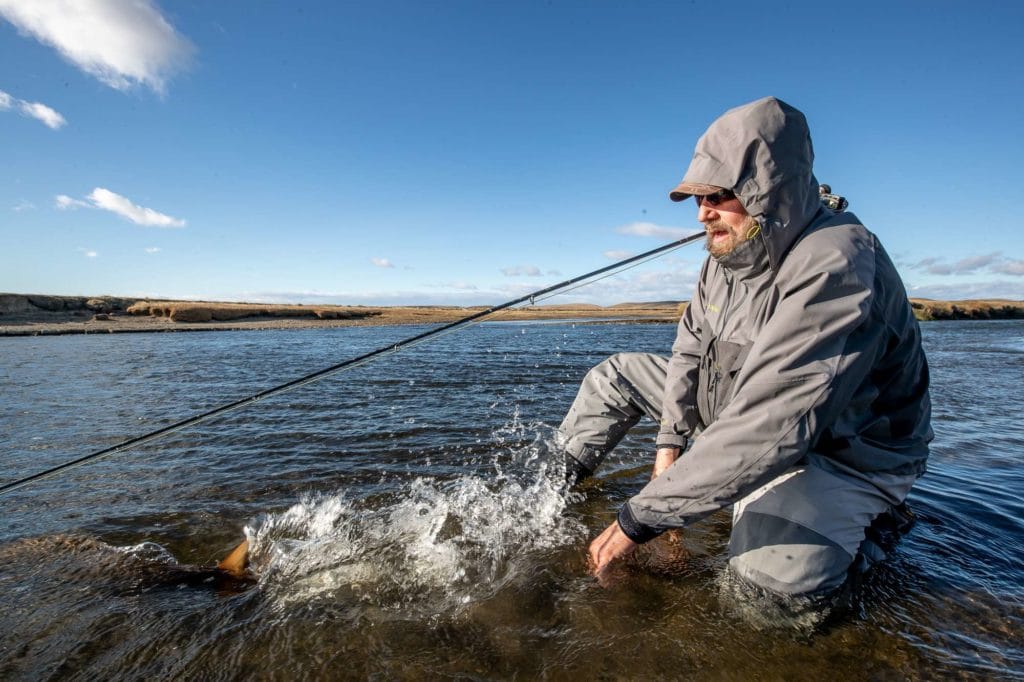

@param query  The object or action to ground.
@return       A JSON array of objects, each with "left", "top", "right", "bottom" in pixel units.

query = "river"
[{"left": 1, "top": 320, "right": 1022, "bottom": 679}]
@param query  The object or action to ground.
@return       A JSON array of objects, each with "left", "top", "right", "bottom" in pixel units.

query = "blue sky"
[{"left": 2, "top": 0, "right": 1023, "bottom": 305}]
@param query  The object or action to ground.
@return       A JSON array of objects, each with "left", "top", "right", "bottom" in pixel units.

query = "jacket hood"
[{"left": 672, "top": 97, "right": 823, "bottom": 271}]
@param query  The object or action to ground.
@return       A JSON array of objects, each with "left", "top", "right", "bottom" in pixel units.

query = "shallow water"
[{"left": 1, "top": 320, "right": 1022, "bottom": 679}]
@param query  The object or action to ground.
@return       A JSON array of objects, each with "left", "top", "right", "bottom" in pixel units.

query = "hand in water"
[
  {"left": 588, "top": 521, "right": 637, "bottom": 587},
  {"left": 588, "top": 447, "right": 682, "bottom": 586}
]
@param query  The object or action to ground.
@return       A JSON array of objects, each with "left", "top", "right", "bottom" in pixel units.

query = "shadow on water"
[{"left": 1, "top": 322, "right": 1023, "bottom": 678}]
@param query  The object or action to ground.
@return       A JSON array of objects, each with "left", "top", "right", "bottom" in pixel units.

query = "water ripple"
[{"left": 1, "top": 321, "right": 1022, "bottom": 677}]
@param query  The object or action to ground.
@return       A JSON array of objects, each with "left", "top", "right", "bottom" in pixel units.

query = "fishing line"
[{"left": 0, "top": 231, "right": 705, "bottom": 496}]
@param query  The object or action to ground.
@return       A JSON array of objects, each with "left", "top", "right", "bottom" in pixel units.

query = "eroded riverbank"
[
  {"left": 2, "top": 293, "right": 1022, "bottom": 336},
  {"left": 0, "top": 294, "right": 683, "bottom": 336}
]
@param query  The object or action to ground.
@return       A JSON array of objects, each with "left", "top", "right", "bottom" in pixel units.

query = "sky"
[{"left": 2, "top": 0, "right": 1023, "bottom": 306}]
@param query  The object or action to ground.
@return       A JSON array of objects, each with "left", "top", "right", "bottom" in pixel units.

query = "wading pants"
[{"left": 558, "top": 352, "right": 917, "bottom": 597}]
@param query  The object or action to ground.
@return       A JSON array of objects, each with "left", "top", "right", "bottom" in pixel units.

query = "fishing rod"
[{"left": 0, "top": 231, "right": 705, "bottom": 497}]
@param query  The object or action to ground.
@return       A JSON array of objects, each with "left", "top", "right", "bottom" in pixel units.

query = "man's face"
[{"left": 696, "top": 191, "right": 759, "bottom": 258}]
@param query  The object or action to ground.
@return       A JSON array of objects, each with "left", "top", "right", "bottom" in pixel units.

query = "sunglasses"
[{"left": 695, "top": 189, "right": 735, "bottom": 207}]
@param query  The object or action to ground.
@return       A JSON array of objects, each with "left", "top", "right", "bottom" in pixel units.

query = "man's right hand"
[{"left": 651, "top": 446, "right": 680, "bottom": 480}]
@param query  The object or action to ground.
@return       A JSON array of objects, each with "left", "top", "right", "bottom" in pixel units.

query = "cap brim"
[{"left": 668, "top": 181, "right": 723, "bottom": 202}]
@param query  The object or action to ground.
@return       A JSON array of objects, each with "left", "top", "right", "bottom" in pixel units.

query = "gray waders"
[{"left": 559, "top": 352, "right": 917, "bottom": 598}]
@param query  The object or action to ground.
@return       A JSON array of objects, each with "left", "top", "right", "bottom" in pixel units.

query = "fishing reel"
[{"left": 819, "top": 184, "right": 849, "bottom": 212}]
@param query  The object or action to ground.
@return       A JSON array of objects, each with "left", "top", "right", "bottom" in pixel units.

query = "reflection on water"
[{"left": 1, "top": 321, "right": 1022, "bottom": 678}]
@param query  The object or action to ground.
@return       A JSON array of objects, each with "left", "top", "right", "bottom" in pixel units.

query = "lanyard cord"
[{"left": 0, "top": 231, "right": 704, "bottom": 497}]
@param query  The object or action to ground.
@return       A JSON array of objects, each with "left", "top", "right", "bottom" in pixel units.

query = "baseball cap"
[{"left": 668, "top": 181, "right": 724, "bottom": 203}]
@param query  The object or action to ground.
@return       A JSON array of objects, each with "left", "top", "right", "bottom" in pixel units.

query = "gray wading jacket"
[{"left": 619, "top": 97, "right": 932, "bottom": 542}]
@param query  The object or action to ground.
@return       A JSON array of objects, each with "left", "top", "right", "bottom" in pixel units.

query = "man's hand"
[
  {"left": 651, "top": 446, "right": 680, "bottom": 480},
  {"left": 588, "top": 521, "right": 637, "bottom": 586}
]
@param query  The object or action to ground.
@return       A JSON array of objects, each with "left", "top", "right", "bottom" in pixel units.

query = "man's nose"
[{"left": 696, "top": 199, "right": 717, "bottom": 223}]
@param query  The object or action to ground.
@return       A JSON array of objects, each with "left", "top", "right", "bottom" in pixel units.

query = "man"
[{"left": 560, "top": 97, "right": 932, "bottom": 598}]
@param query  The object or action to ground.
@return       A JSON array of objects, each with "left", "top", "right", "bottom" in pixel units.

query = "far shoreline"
[{"left": 1, "top": 293, "right": 1022, "bottom": 337}]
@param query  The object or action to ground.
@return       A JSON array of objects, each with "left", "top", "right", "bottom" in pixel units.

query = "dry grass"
[
  {"left": 125, "top": 300, "right": 377, "bottom": 322},
  {"left": 909, "top": 299, "right": 1024, "bottom": 321},
  {"left": 2, "top": 293, "right": 1022, "bottom": 337},
  {"left": 0, "top": 295, "right": 682, "bottom": 336}
]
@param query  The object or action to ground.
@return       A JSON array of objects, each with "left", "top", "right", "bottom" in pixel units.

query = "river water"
[{"left": 1, "top": 320, "right": 1022, "bottom": 679}]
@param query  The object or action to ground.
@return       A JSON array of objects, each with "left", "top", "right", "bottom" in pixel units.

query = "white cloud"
[
  {"left": 19, "top": 100, "right": 66, "bottom": 129},
  {"left": 558, "top": 267, "right": 698, "bottom": 305},
  {"left": 371, "top": 257, "right": 395, "bottom": 268},
  {"left": 12, "top": 200, "right": 35, "bottom": 212},
  {"left": 907, "top": 280, "right": 1024, "bottom": 300},
  {"left": 440, "top": 281, "right": 479, "bottom": 291},
  {"left": 92, "top": 187, "right": 185, "bottom": 227},
  {"left": 77, "top": 247, "right": 98, "bottom": 258},
  {"left": 604, "top": 250, "right": 635, "bottom": 260},
  {"left": 501, "top": 265, "right": 543, "bottom": 277},
  {"left": 56, "top": 194, "right": 90, "bottom": 209},
  {"left": 0, "top": 88, "right": 66, "bottom": 129},
  {"left": 908, "top": 253, "right": 1024, "bottom": 278},
  {"left": 144, "top": 247, "right": 161, "bottom": 254},
  {"left": 239, "top": 263, "right": 700, "bottom": 307},
  {"left": 56, "top": 188, "right": 185, "bottom": 227},
  {"left": 989, "top": 259, "right": 1024, "bottom": 277},
  {"left": 0, "top": 0, "right": 194, "bottom": 94},
  {"left": 616, "top": 222, "right": 698, "bottom": 240},
  {"left": 951, "top": 253, "right": 1001, "bottom": 273}
]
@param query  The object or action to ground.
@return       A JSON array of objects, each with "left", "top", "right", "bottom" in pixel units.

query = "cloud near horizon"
[
  {"left": 501, "top": 265, "right": 543, "bottom": 277},
  {"left": 907, "top": 280, "right": 1024, "bottom": 301},
  {"left": 907, "top": 252, "right": 1024, "bottom": 278},
  {"left": 0, "top": 88, "right": 66, "bottom": 129},
  {"left": 0, "top": 0, "right": 193, "bottom": 94},
  {"left": 371, "top": 257, "right": 395, "bottom": 268},
  {"left": 232, "top": 261, "right": 702, "bottom": 308},
  {"left": 56, "top": 187, "right": 186, "bottom": 227},
  {"left": 616, "top": 221, "right": 699, "bottom": 240}
]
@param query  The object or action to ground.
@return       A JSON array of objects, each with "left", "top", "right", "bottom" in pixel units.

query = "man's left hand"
[{"left": 588, "top": 521, "right": 637, "bottom": 586}]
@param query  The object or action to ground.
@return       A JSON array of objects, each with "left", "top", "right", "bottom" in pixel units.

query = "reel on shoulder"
[{"left": 819, "top": 184, "right": 849, "bottom": 212}]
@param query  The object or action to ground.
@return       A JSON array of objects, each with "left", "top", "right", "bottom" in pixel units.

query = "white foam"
[
  {"left": 117, "top": 541, "right": 179, "bottom": 565},
  {"left": 243, "top": 421, "right": 584, "bottom": 612}
]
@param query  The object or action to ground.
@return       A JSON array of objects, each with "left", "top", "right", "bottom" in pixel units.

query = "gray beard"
[{"left": 704, "top": 217, "right": 758, "bottom": 258}]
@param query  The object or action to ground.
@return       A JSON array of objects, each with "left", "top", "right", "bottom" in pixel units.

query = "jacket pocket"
[
  {"left": 711, "top": 340, "right": 752, "bottom": 420},
  {"left": 696, "top": 333, "right": 715, "bottom": 428}
]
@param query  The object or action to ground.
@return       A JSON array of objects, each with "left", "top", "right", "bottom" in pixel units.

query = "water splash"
[{"left": 241, "top": 420, "right": 585, "bottom": 613}]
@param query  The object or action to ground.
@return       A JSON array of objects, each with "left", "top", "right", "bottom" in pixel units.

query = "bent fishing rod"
[{"left": 0, "top": 230, "right": 705, "bottom": 497}]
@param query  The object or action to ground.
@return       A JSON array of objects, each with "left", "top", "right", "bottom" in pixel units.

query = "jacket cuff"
[
  {"left": 655, "top": 433, "right": 687, "bottom": 449},
  {"left": 617, "top": 502, "right": 664, "bottom": 544}
]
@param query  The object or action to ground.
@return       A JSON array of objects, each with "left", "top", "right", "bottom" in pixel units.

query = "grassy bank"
[
  {"left": 0, "top": 294, "right": 682, "bottom": 336},
  {"left": 908, "top": 298, "right": 1024, "bottom": 321},
  {"left": 1, "top": 293, "right": 1022, "bottom": 336}
]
